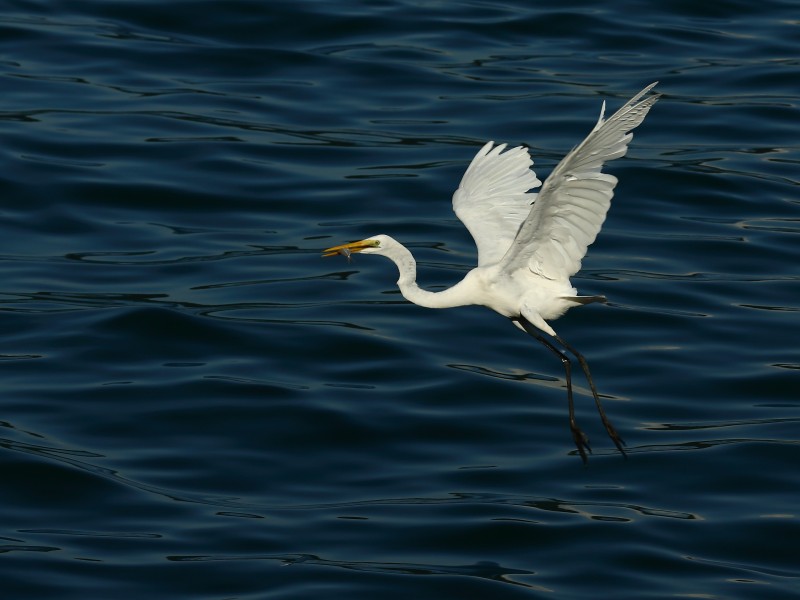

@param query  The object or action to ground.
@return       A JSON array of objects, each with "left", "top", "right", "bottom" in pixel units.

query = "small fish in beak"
[{"left": 322, "top": 239, "right": 380, "bottom": 260}]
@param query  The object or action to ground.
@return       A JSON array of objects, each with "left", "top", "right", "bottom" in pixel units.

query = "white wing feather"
[
  {"left": 500, "top": 82, "right": 660, "bottom": 280},
  {"left": 452, "top": 142, "right": 542, "bottom": 266}
]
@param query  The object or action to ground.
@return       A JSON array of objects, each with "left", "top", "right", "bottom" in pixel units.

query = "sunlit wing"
[
  {"left": 500, "top": 82, "right": 660, "bottom": 280},
  {"left": 452, "top": 142, "right": 542, "bottom": 266}
]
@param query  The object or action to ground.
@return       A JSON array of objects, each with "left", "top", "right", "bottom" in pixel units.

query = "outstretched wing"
[
  {"left": 500, "top": 82, "right": 660, "bottom": 280},
  {"left": 452, "top": 142, "right": 542, "bottom": 266}
]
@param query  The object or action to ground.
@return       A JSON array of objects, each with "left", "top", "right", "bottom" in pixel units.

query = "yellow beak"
[{"left": 322, "top": 239, "right": 379, "bottom": 258}]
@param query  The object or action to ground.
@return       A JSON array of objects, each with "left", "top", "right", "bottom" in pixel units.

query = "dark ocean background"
[{"left": 1, "top": 1, "right": 798, "bottom": 598}]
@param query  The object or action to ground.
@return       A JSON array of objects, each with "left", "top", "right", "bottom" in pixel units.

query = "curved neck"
[{"left": 385, "top": 243, "right": 471, "bottom": 309}]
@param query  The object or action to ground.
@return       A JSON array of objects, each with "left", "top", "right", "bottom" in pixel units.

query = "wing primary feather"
[
  {"left": 452, "top": 140, "right": 542, "bottom": 266},
  {"left": 499, "top": 83, "right": 660, "bottom": 280}
]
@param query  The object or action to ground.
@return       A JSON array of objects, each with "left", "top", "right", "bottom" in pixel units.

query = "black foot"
[
  {"left": 602, "top": 420, "right": 627, "bottom": 458},
  {"left": 570, "top": 424, "right": 592, "bottom": 465}
]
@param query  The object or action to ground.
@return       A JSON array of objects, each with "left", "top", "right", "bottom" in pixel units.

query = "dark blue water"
[{"left": 1, "top": 1, "right": 798, "bottom": 597}]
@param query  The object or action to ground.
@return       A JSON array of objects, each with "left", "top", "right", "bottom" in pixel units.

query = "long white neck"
[{"left": 378, "top": 239, "right": 473, "bottom": 309}]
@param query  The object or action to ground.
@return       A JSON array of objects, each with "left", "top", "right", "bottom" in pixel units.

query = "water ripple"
[{"left": 2, "top": 1, "right": 799, "bottom": 598}]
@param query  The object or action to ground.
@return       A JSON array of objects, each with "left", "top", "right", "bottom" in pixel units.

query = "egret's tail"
[{"left": 564, "top": 295, "right": 607, "bottom": 305}]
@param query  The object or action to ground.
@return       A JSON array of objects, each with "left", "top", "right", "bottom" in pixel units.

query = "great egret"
[{"left": 324, "top": 83, "right": 659, "bottom": 463}]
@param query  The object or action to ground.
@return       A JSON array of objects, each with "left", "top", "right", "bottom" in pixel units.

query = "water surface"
[{"left": 1, "top": 1, "right": 798, "bottom": 598}]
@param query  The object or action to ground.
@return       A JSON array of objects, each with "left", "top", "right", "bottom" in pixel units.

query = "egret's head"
[{"left": 322, "top": 236, "right": 385, "bottom": 259}]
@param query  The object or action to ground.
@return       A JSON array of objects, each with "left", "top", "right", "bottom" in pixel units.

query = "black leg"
[
  {"left": 554, "top": 335, "right": 627, "bottom": 457},
  {"left": 516, "top": 319, "right": 591, "bottom": 464},
  {"left": 516, "top": 318, "right": 626, "bottom": 462}
]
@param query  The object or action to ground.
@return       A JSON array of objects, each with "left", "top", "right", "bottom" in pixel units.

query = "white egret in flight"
[{"left": 324, "top": 83, "right": 659, "bottom": 463}]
